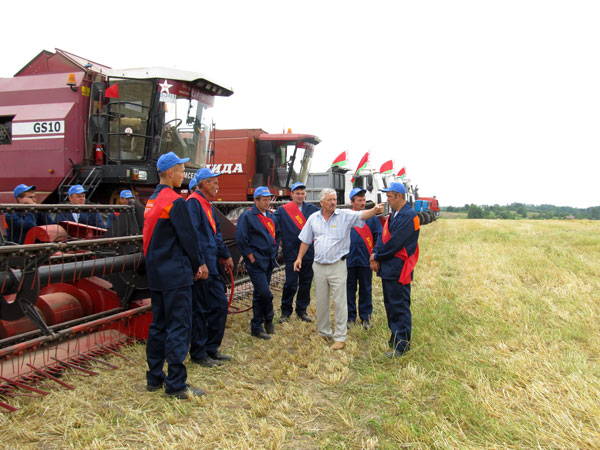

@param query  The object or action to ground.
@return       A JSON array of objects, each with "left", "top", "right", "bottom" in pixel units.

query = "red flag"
[
  {"left": 351, "top": 151, "right": 369, "bottom": 185},
  {"left": 104, "top": 83, "right": 119, "bottom": 98},
  {"left": 380, "top": 160, "right": 394, "bottom": 174},
  {"left": 331, "top": 151, "right": 348, "bottom": 168},
  {"left": 397, "top": 167, "right": 406, "bottom": 178}
]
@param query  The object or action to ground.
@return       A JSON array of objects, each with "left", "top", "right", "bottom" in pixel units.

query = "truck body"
[
  {"left": 306, "top": 167, "right": 417, "bottom": 205},
  {"left": 305, "top": 165, "right": 437, "bottom": 224}
]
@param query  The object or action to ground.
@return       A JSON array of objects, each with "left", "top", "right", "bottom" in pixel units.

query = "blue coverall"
[
  {"left": 347, "top": 215, "right": 382, "bottom": 323},
  {"left": 55, "top": 210, "right": 105, "bottom": 228},
  {"left": 373, "top": 203, "right": 419, "bottom": 353},
  {"left": 274, "top": 202, "right": 319, "bottom": 317},
  {"left": 235, "top": 205, "right": 280, "bottom": 334},
  {"left": 5, "top": 211, "right": 54, "bottom": 244},
  {"left": 143, "top": 185, "right": 202, "bottom": 394},
  {"left": 187, "top": 192, "right": 232, "bottom": 360}
]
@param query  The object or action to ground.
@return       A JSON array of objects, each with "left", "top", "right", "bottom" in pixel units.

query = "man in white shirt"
[{"left": 294, "top": 188, "right": 383, "bottom": 350}]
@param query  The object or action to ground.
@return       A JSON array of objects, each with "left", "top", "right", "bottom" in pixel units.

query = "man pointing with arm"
[{"left": 294, "top": 188, "right": 383, "bottom": 350}]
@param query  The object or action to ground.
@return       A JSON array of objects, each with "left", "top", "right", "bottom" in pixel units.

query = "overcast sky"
[{"left": 3, "top": 1, "right": 599, "bottom": 207}]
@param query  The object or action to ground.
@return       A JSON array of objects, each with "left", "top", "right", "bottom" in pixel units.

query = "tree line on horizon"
[{"left": 442, "top": 203, "right": 600, "bottom": 220}]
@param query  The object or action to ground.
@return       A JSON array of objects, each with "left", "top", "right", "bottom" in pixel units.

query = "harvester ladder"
[{"left": 58, "top": 167, "right": 102, "bottom": 201}]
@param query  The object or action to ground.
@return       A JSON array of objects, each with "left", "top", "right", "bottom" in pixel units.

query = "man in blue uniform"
[
  {"left": 106, "top": 189, "right": 142, "bottom": 231},
  {"left": 55, "top": 185, "right": 104, "bottom": 228},
  {"left": 346, "top": 188, "right": 382, "bottom": 330},
  {"left": 274, "top": 182, "right": 319, "bottom": 323},
  {"left": 143, "top": 151, "right": 206, "bottom": 399},
  {"left": 370, "top": 182, "right": 420, "bottom": 358},
  {"left": 235, "top": 186, "right": 280, "bottom": 340},
  {"left": 187, "top": 168, "right": 234, "bottom": 367},
  {"left": 5, "top": 184, "right": 54, "bottom": 244}
]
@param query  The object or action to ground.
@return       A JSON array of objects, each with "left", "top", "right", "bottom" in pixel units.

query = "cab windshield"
[
  {"left": 381, "top": 174, "right": 397, "bottom": 188},
  {"left": 255, "top": 139, "right": 315, "bottom": 189},
  {"left": 106, "top": 78, "right": 154, "bottom": 162},
  {"left": 271, "top": 142, "right": 313, "bottom": 188},
  {"left": 159, "top": 98, "right": 213, "bottom": 168},
  {"left": 288, "top": 143, "right": 313, "bottom": 186}
]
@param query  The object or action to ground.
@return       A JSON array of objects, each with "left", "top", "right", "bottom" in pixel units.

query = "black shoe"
[
  {"left": 297, "top": 312, "right": 312, "bottom": 322},
  {"left": 251, "top": 330, "right": 271, "bottom": 340},
  {"left": 207, "top": 351, "right": 232, "bottom": 361},
  {"left": 191, "top": 356, "right": 222, "bottom": 367},
  {"left": 362, "top": 320, "right": 371, "bottom": 330},
  {"left": 278, "top": 314, "right": 291, "bottom": 323},
  {"left": 146, "top": 383, "right": 163, "bottom": 392},
  {"left": 385, "top": 348, "right": 408, "bottom": 358},
  {"left": 264, "top": 320, "right": 275, "bottom": 334},
  {"left": 166, "top": 384, "right": 206, "bottom": 399}
]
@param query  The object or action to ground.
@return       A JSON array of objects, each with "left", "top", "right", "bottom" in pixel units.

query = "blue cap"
[
  {"left": 290, "top": 182, "right": 306, "bottom": 191},
  {"left": 13, "top": 184, "right": 36, "bottom": 199},
  {"left": 195, "top": 167, "right": 221, "bottom": 182},
  {"left": 68, "top": 185, "right": 87, "bottom": 195},
  {"left": 253, "top": 186, "right": 273, "bottom": 198},
  {"left": 188, "top": 178, "right": 197, "bottom": 191},
  {"left": 349, "top": 187, "right": 366, "bottom": 200},
  {"left": 157, "top": 151, "right": 189, "bottom": 173},
  {"left": 120, "top": 189, "right": 134, "bottom": 198},
  {"left": 381, "top": 182, "right": 406, "bottom": 194}
]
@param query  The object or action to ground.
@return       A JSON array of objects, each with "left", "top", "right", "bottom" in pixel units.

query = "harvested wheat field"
[{"left": 1, "top": 219, "right": 599, "bottom": 449}]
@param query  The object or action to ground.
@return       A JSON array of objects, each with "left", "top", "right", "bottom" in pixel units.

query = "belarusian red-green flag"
[
  {"left": 351, "top": 151, "right": 369, "bottom": 185},
  {"left": 331, "top": 151, "right": 348, "bottom": 168},
  {"left": 397, "top": 166, "right": 406, "bottom": 179},
  {"left": 380, "top": 160, "right": 393, "bottom": 174}
]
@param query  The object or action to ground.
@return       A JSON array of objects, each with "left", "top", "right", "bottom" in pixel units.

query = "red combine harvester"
[
  {"left": 0, "top": 49, "right": 233, "bottom": 204},
  {"left": 0, "top": 49, "right": 236, "bottom": 411}
]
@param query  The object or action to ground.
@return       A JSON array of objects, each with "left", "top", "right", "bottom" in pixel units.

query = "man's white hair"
[{"left": 319, "top": 188, "right": 337, "bottom": 201}]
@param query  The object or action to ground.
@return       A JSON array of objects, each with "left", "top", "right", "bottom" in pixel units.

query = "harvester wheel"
[{"left": 422, "top": 211, "right": 430, "bottom": 224}]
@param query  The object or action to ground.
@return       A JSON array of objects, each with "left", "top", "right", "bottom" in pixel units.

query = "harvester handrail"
[
  {"left": 0, "top": 204, "right": 135, "bottom": 213},
  {"left": 0, "top": 235, "right": 142, "bottom": 256}
]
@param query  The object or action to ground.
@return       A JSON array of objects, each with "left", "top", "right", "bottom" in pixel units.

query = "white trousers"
[{"left": 312, "top": 259, "right": 348, "bottom": 342}]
